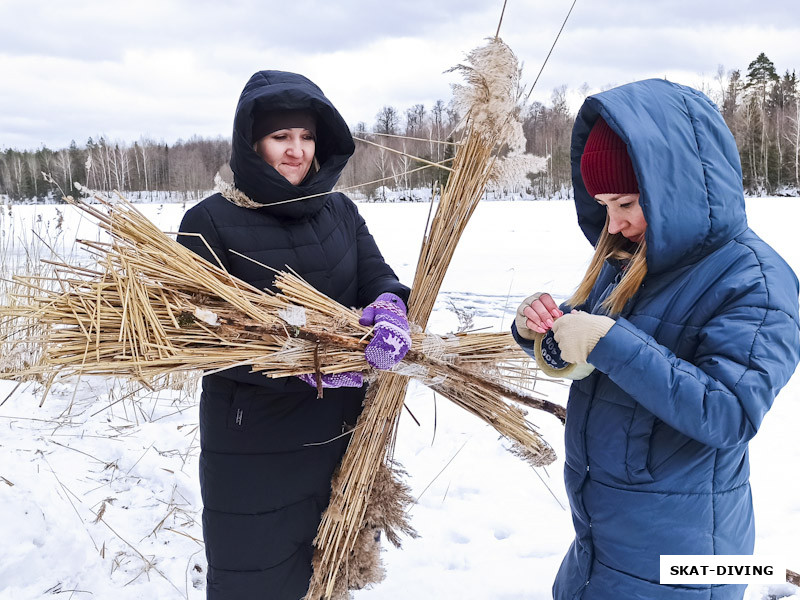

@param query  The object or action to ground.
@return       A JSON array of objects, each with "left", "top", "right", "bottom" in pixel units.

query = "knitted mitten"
[
  {"left": 297, "top": 371, "right": 364, "bottom": 389},
  {"left": 552, "top": 311, "right": 615, "bottom": 365},
  {"left": 359, "top": 293, "right": 411, "bottom": 370},
  {"left": 514, "top": 293, "right": 543, "bottom": 341}
]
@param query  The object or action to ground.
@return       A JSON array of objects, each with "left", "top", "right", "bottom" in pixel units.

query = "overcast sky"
[{"left": 1, "top": 0, "right": 797, "bottom": 150}]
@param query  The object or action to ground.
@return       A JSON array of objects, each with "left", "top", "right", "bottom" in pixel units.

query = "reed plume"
[{"left": 307, "top": 37, "right": 549, "bottom": 599}]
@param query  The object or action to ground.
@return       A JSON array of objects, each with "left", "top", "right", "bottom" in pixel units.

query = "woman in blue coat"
[
  {"left": 177, "top": 71, "right": 410, "bottom": 600},
  {"left": 512, "top": 79, "right": 800, "bottom": 599}
]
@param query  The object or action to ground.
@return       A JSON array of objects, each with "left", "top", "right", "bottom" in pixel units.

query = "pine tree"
[
  {"left": 744, "top": 53, "right": 780, "bottom": 191},
  {"left": 745, "top": 53, "right": 779, "bottom": 102}
]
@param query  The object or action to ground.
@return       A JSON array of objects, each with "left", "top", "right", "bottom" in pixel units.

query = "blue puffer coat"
[
  {"left": 515, "top": 79, "right": 800, "bottom": 599},
  {"left": 177, "top": 71, "right": 409, "bottom": 600}
]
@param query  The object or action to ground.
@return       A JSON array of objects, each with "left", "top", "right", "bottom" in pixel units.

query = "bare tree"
[
  {"left": 139, "top": 139, "right": 150, "bottom": 194},
  {"left": 12, "top": 154, "right": 24, "bottom": 198},
  {"left": 431, "top": 99, "right": 446, "bottom": 167},
  {"left": 374, "top": 147, "right": 391, "bottom": 201},
  {"left": 375, "top": 106, "right": 399, "bottom": 135},
  {"left": 786, "top": 98, "right": 800, "bottom": 188},
  {"left": 56, "top": 149, "right": 73, "bottom": 192},
  {"left": 24, "top": 153, "right": 39, "bottom": 197},
  {"left": 405, "top": 104, "right": 425, "bottom": 137}
]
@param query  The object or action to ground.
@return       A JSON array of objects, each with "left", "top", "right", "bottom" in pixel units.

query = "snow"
[{"left": 1, "top": 198, "right": 798, "bottom": 600}]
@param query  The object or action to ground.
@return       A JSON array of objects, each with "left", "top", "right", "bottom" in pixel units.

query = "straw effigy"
[
  {"left": 0, "top": 194, "right": 563, "bottom": 422},
  {"left": 0, "top": 190, "right": 562, "bottom": 595},
  {"left": 306, "top": 37, "right": 549, "bottom": 599},
  {"left": 0, "top": 36, "right": 558, "bottom": 599}
]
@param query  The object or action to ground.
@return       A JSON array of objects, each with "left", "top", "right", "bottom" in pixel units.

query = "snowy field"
[{"left": 0, "top": 198, "right": 798, "bottom": 600}]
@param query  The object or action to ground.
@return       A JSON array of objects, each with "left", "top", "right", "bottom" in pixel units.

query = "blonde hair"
[{"left": 567, "top": 215, "right": 648, "bottom": 315}]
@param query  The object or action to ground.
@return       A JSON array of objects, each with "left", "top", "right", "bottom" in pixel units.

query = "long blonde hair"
[{"left": 567, "top": 215, "right": 648, "bottom": 315}]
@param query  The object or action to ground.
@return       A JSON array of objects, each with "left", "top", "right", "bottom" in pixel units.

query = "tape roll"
[{"left": 533, "top": 330, "right": 595, "bottom": 381}]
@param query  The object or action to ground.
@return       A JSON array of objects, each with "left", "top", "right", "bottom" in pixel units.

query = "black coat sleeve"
[
  {"left": 176, "top": 200, "right": 308, "bottom": 390},
  {"left": 176, "top": 201, "right": 231, "bottom": 272}
]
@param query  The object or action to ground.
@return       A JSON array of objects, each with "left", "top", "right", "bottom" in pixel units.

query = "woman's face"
[
  {"left": 595, "top": 193, "right": 647, "bottom": 243},
  {"left": 255, "top": 128, "right": 315, "bottom": 185}
]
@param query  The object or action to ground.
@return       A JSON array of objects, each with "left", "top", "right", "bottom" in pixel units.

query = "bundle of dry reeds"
[
  {"left": 0, "top": 194, "right": 562, "bottom": 427},
  {"left": 0, "top": 189, "right": 560, "bottom": 596},
  {"left": 0, "top": 36, "right": 554, "bottom": 600},
  {"left": 307, "top": 37, "right": 549, "bottom": 599}
]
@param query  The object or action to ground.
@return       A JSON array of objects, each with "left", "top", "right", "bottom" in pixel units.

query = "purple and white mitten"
[
  {"left": 297, "top": 371, "right": 364, "bottom": 389},
  {"left": 359, "top": 293, "right": 411, "bottom": 370}
]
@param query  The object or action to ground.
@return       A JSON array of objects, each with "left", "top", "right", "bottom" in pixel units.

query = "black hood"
[{"left": 230, "top": 70, "right": 355, "bottom": 219}]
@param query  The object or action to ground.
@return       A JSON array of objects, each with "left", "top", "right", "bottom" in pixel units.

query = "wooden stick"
[{"left": 788, "top": 569, "right": 799, "bottom": 587}]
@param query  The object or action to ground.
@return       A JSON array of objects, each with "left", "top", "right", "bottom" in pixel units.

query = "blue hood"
[
  {"left": 571, "top": 79, "right": 748, "bottom": 275},
  {"left": 230, "top": 70, "right": 355, "bottom": 218}
]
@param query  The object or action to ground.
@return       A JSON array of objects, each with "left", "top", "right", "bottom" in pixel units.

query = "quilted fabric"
[
  {"left": 514, "top": 79, "right": 800, "bottom": 600},
  {"left": 177, "top": 71, "right": 409, "bottom": 599}
]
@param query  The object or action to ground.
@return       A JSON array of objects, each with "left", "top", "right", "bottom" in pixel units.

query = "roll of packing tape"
[{"left": 533, "top": 330, "right": 595, "bottom": 380}]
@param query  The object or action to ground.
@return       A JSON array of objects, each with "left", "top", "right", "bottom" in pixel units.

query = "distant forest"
[{"left": 1, "top": 53, "right": 797, "bottom": 202}]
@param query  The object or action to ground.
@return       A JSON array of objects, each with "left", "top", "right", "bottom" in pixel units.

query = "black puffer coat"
[{"left": 177, "top": 71, "right": 409, "bottom": 600}]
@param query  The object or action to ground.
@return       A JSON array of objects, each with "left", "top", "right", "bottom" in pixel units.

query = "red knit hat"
[{"left": 580, "top": 117, "right": 639, "bottom": 198}]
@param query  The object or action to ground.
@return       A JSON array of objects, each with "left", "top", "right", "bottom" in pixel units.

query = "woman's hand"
[
  {"left": 552, "top": 311, "right": 615, "bottom": 364},
  {"left": 359, "top": 293, "right": 411, "bottom": 370},
  {"left": 297, "top": 372, "right": 364, "bottom": 390},
  {"left": 515, "top": 293, "right": 564, "bottom": 339}
]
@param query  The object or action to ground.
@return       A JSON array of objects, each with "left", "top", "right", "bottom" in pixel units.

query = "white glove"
[
  {"left": 514, "top": 293, "right": 542, "bottom": 341},
  {"left": 552, "top": 311, "right": 615, "bottom": 365}
]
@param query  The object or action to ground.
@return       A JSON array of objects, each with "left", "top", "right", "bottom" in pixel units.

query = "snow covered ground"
[{"left": 0, "top": 198, "right": 798, "bottom": 600}]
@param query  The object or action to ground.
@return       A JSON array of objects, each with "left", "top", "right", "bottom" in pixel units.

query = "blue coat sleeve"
[
  {"left": 511, "top": 321, "right": 537, "bottom": 357},
  {"left": 588, "top": 302, "right": 800, "bottom": 448}
]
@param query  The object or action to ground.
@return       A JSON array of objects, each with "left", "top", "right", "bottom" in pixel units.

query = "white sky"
[{"left": 1, "top": 0, "right": 798, "bottom": 150}]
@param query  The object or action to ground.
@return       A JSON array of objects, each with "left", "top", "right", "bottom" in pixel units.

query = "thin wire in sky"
[
  {"left": 495, "top": 0, "right": 510, "bottom": 39},
  {"left": 525, "top": 0, "right": 579, "bottom": 101}
]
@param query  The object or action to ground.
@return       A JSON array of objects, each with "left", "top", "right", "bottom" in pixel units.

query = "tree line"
[
  {"left": 0, "top": 136, "right": 230, "bottom": 202},
  {"left": 716, "top": 53, "right": 799, "bottom": 194},
  {"left": 1, "top": 52, "right": 797, "bottom": 203}
]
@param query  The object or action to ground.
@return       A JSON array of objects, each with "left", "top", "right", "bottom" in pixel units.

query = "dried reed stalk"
[
  {"left": 0, "top": 194, "right": 563, "bottom": 431},
  {"left": 0, "top": 191, "right": 559, "bottom": 598},
  {"left": 308, "top": 37, "right": 548, "bottom": 599},
  {"left": 0, "top": 38, "right": 553, "bottom": 599}
]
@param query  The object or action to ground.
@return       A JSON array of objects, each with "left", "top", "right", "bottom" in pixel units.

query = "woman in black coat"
[{"left": 177, "top": 70, "right": 410, "bottom": 600}]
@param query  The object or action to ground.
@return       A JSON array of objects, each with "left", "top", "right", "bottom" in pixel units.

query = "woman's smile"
[{"left": 255, "top": 127, "right": 316, "bottom": 185}]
